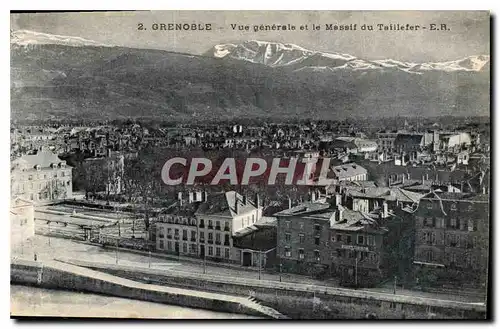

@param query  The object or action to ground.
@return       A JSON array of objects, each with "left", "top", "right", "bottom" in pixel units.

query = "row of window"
[
  {"left": 425, "top": 202, "right": 474, "bottom": 212},
  {"left": 422, "top": 249, "right": 478, "bottom": 268},
  {"left": 239, "top": 214, "right": 257, "bottom": 229},
  {"left": 159, "top": 240, "right": 198, "bottom": 254},
  {"left": 422, "top": 217, "right": 477, "bottom": 231},
  {"left": 13, "top": 180, "right": 71, "bottom": 195},
  {"left": 200, "top": 219, "right": 232, "bottom": 231},
  {"left": 157, "top": 228, "right": 231, "bottom": 244},
  {"left": 284, "top": 221, "right": 323, "bottom": 232},
  {"left": 283, "top": 247, "right": 321, "bottom": 262},
  {"left": 26, "top": 171, "right": 67, "bottom": 180},
  {"left": 334, "top": 249, "right": 379, "bottom": 263},
  {"left": 422, "top": 232, "right": 479, "bottom": 248},
  {"left": 283, "top": 232, "right": 376, "bottom": 247},
  {"left": 284, "top": 232, "right": 321, "bottom": 245},
  {"left": 158, "top": 240, "right": 231, "bottom": 259},
  {"left": 332, "top": 233, "right": 375, "bottom": 246}
]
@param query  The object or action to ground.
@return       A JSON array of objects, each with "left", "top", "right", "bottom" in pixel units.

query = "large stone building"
[
  {"left": 330, "top": 163, "right": 368, "bottom": 182},
  {"left": 275, "top": 196, "right": 415, "bottom": 286},
  {"left": 376, "top": 130, "right": 399, "bottom": 152},
  {"left": 153, "top": 191, "right": 263, "bottom": 263},
  {"left": 411, "top": 191, "right": 489, "bottom": 288},
  {"left": 11, "top": 151, "right": 73, "bottom": 203},
  {"left": 195, "top": 191, "right": 262, "bottom": 261},
  {"left": 275, "top": 202, "right": 333, "bottom": 277}
]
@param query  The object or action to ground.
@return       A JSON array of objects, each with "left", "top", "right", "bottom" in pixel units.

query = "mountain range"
[
  {"left": 10, "top": 30, "right": 490, "bottom": 122},
  {"left": 207, "top": 40, "right": 490, "bottom": 74}
]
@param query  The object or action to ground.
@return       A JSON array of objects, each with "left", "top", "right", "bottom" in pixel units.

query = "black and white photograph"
[{"left": 9, "top": 10, "right": 491, "bottom": 320}]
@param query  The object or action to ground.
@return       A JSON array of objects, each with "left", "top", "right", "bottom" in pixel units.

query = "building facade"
[
  {"left": 154, "top": 191, "right": 263, "bottom": 264},
  {"left": 275, "top": 202, "right": 332, "bottom": 277},
  {"left": 11, "top": 151, "right": 73, "bottom": 203},
  {"left": 412, "top": 192, "right": 489, "bottom": 288}
]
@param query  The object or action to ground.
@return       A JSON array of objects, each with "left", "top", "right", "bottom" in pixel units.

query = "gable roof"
[
  {"left": 330, "top": 209, "right": 387, "bottom": 234},
  {"left": 13, "top": 151, "right": 69, "bottom": 169},
  {"left": 195, "top": 191, "right": 258, "bottom": 218},
  {"left": 346, "top": 187, "right": 424, "bottom": 203},
  {"left": 331, "top": 163, "right": 367, "bottom": 179}
]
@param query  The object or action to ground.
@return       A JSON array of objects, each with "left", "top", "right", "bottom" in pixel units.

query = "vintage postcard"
[{"left": 10, "top": 10, "right": 490, "bottom": 319}]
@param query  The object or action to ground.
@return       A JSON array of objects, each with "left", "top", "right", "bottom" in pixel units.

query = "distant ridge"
[{"left": 206, "top": 40, "right": 490, "bottom": 74}]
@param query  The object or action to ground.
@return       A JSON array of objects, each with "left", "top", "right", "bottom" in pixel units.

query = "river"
[{"left": 10, "top": 285, "right": 261, "bottom": 319}]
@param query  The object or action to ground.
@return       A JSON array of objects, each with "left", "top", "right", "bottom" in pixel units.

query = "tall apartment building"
[
  {"left": 195, "top": 191, "right": 262, "bottom": 262},
  {"left": 376, "top": 130, "right": 399, "bottom": 152},
  {"left": 154, "top": 191, "right": 263, "bottom": 263},
  {"left": 11, "top": 151, "right": 73, "bottom": 203},
  {"left": 275, "top": 196, "right": 415, "bottom": 286},
  {"left": 275, "top": 202, "right": 332, "bottom": 276},
  {"left": 412, "top": 191, "right": 489, "bottom": 287}
]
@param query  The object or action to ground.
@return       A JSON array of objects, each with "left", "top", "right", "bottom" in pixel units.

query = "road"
[{"left": 13, "top": 234, "right": 485, "bottom": 303}]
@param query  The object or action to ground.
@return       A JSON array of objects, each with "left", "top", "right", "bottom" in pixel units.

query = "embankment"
[
  {"left": 10, "top": 259, "right": 285, "bottom": 319},
  {"left": 56, "top": 257, "right": 487, "bottom": 319}
]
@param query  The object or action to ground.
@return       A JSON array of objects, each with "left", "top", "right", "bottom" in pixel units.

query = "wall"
[
  {"left": 60, "top": 259, "right": 486, "bottom": 320},
  {"left": 10, "top": 260, "right": 268, "bottom": 318}
]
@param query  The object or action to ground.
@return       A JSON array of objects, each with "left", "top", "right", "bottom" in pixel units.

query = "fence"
[{"left": 98, "top": 233, "right": 154, "bottom": 251}]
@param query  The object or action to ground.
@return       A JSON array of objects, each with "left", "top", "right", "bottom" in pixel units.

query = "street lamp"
[
  {"left": 203, "top": 250, "right": 206, "bottom": 274},
  {"left": 354, "top": 251, "right": 358, "bottom": 288},
  {"left": 115, "top": 237, "right": 119, "bottom": 264},
  {"left": 393, "top": 275, "right": 397, "bottom": 294},
  {"left": 258, "top": 251, "right": 262, "bottom": 280},
  {"left": 279, "top": 263, "right": 283, "bottom": 282}
]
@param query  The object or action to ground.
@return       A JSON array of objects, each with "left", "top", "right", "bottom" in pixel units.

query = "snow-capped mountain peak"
[
  {"left": 209, "top": 40, "right": 355, "bottom": 67},
  {"left": 207, "top": 40, "right": 489, "bottom": 74},
  {"left": 11, "top": 30, "right": 111, "bottom": 48}
]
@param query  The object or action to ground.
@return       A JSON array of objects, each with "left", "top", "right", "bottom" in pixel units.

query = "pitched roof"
[
  {"left": 14, "top": 151, "right": 68, "bottom": 169},
  {"left": 274, "top": 202, "right": 330, "bottom": 217},
  {"left": 330, "top": 163, "right": 367, "bottom": 179},
  {"left": 424, "top": 192, "right": 489, "bottom": 203},
  {"left": 346, "top": 187, "right": 424, "bottom": 203},
  {"left": 195, "top": 191, "right": 258, "bottom": 218},
  {"left": 330, "top": 209, "right": 386, "bottom": 233}
]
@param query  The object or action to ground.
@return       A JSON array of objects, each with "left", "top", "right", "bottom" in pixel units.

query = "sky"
[{"left": 11, "top": 11, "right": 490, "bottom": 62}]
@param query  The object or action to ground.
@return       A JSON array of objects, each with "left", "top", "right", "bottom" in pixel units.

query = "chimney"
[
  {"left": 288, "top": 197, "right": 292, "bottom": 209},
  {"left": 336, "top": 206, "right": 344, "bottom": 222},
  {"left": 335, "top": 193, "right": 342, "bottom": 207},
  {"left": 243, "top": 194, "right": 247, "bottom": 205},
  {"left": 255, "top": 194, "right": 260, "bottom": 208},
  {"left": 202, "top": 191, "right": 208, "bottom": 202},
  {"left": 311, "top": 190, "right": 316, "bottom": 202},
  {"left": 402, "top": 174, "right": 405, "bottom": 184},
  {"left": 422, "top": 175, "right": 425, "bottom": 184},
  {"left": 382, "top": 201, "right": 388, "bottom": 218},
  {"left": 178, "top": 192, "right": 183, "bottom": 206},
  {"left": 235, "top": 198, "right": 239, "bottom": 214}
]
